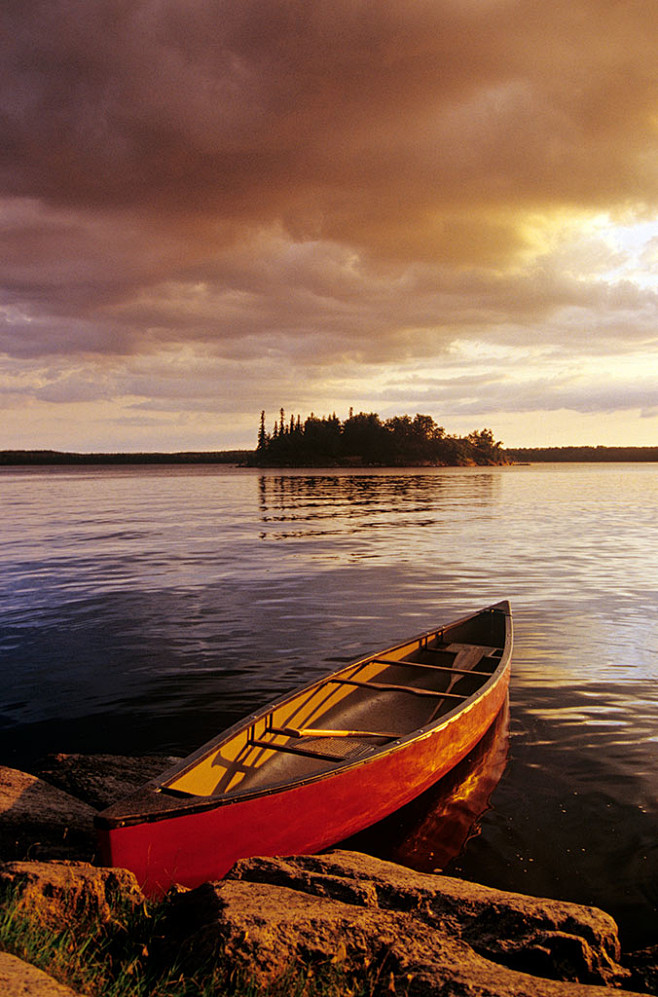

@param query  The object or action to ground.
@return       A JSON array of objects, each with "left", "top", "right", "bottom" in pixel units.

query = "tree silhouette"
[{"left": 253, "top": 411, "right": 507, "bottom": 467}]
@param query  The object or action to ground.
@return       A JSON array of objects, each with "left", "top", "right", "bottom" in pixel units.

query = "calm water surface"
[{"left": 1, "top": 463, "right": 657, "bottom": 945}]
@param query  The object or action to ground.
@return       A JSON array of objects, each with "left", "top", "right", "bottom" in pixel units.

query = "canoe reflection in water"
[{"left": 342, "top": 698, "right": 510, "bottom": 873}]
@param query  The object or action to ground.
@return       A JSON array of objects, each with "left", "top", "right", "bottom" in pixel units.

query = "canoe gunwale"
[{"left": 95, "top": 601, "right": 512, "bottom": 830}]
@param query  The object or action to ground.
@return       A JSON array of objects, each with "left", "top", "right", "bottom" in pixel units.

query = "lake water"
[{"left": 1, "top": 462, "right": 657, "bottom": 946}]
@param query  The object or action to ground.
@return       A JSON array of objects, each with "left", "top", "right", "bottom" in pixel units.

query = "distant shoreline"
[
  {"left": 0, "top": 449, "right": 252, "bottom": 466},
  {"left": 505, "top": 446, "right": 658, "bottom": 463},
  {"left": 1, "top": 446, "right": 657, "bottom": 465}
]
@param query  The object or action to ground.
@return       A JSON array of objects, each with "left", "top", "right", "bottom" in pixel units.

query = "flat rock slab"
[
  {"left": 0, "top": 767, "right": 96, "bottom": 862},
  {"left": 36, "top": 754, "right": 181, "bottom": 810},
  {"left": 166, "top": 849, "right": 647, "bottom": 997},
  {"left": 0, "top": 952, "right": 84, "bottom": 996},
  {"left": 227, "top": 850, "right": 627, "bottom": 984}
]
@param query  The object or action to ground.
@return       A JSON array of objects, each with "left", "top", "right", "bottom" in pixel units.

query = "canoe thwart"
[
  {"left": 372, "top": 656, "right": 494, "bottom": 678},
  {"left": 332, "top": 677, "right": 469, "bottom": 700},
  {"left": 268, "top": 725, "right": 399, "bottom": 740}
]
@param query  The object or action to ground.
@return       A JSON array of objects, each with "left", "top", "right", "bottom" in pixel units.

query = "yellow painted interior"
[{"left": 163, "top": 655, "right": 402, "bottom": 797}]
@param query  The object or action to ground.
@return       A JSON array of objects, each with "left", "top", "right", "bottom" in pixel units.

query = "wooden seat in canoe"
[{"left": 248, "top": 723, "right": 402, "bottom": 763}]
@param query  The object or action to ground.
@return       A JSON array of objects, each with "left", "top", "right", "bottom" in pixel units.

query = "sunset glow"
[{"left": 2, "top": 1, "right": 657, "bottom": 451}]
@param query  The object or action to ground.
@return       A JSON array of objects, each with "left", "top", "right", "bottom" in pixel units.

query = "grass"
[
  {"left": 0, "top": 884, "right": 180, "bottom": 996},
  {"left": 0, "top": 882, "right": 379, "bottom": 997}
]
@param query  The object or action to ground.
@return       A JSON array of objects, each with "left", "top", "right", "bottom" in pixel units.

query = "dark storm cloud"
[{"left": 4, "top": 0, "right": 658, "bottom": 229}]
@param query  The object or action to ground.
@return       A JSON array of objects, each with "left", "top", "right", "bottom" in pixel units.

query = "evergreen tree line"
[{"left": 253, "top": 409, "right": 507, "bottom": 466}]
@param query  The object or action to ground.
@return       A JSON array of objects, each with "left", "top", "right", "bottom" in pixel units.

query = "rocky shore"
[{"left": 1, "top": 754, "right": 656, "bottom": 996}]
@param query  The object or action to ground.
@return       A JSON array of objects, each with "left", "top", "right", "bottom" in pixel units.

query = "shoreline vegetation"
[
  {"left": 1, "top": 408, "right": 656, "bottom": 467},
  {"left": 0, "top": 449, "right": 252, "bottom": 466},
  {"left": 2, "top": 444, "right": 657, "bottom": 467}
]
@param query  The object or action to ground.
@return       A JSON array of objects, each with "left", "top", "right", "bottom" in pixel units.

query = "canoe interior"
[{"left": 161, "top": 604, "right": 508, "bottom": 800}]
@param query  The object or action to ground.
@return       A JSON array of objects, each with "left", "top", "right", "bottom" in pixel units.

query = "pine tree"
[{"left": 257, "top": 410, "right": 267, "bottom": 450}]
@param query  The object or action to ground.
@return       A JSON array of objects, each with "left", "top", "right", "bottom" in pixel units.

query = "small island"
[{"left": 251, "top": 409, "right": 508, "bottom": 467}]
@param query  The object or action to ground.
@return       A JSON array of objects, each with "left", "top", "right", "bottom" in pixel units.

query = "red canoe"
[{"left": 95, "top": 600, "right": 512, "bottom": 895}]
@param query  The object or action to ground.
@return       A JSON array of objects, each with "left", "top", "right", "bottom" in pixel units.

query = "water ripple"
[{"left": 1, "top": 463, "right": 658, "bottom": 943}]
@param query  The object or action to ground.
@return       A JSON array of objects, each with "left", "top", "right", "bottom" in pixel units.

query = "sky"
[{"left": 2, "top": 0, "right": 658, "bottom": 452}]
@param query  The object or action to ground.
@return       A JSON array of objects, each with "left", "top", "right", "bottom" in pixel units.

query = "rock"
[
  {"left": 226, "top": 851, "right": 626, "bottom": 985},
  {"left": 0, "top": 767, "right": 96, "bottom": 862},
  {"left": 0, "top": 859, "right": 145, "bottom": 931},
  {"left": 0, "top": 952, "right": 85, "bottom": 996},
  {"left": 625, "top": 945, "right": 658, "bottom": 995},
  {"left": 165, "top": 849, "right": 645, "bottom": 996},
  {"left": 36, "top": 753, "right": 181, "bottom": 810}
]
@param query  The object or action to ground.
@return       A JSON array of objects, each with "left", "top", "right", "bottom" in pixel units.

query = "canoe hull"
[{"left": 98, "top": 639, "right": 510, "bottom": 895}]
